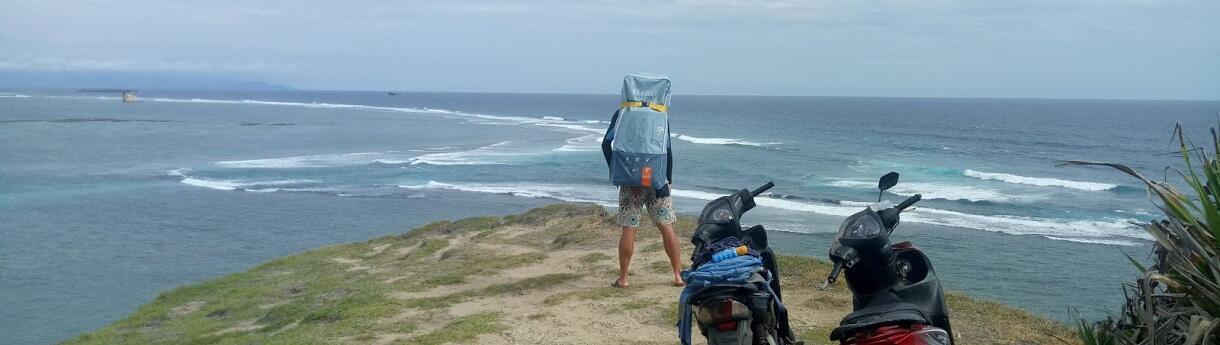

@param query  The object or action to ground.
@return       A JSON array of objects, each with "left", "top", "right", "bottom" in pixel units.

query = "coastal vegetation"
[
  {"left": 1071, "top": 124, "right": 1220, "bottom": 344},
  {"left": 66, "top": 204, "right": 1074, "bottom": 344}
]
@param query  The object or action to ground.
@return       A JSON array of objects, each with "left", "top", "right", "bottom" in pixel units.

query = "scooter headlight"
[
  {"left": 710, "top": 207, "right": 734, "bottom": 223},
  {"left": 845, "top": 215, "right": 882, "bottom": 239}
]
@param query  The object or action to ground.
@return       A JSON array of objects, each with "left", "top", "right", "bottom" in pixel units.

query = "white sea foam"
[
  {"left": 407, "top": 146, "right": 459, "bottom": 152},
  {"left": 215, "top": 152, "right": 407, "bottom": 169},
  {"left": 1043, "top": 236, "right": 1143, "bottom": 246},
  {"left": 671, "top": 134, "right": 780, "bottom": 147},
  {"left": 136, "top": 96, "right": 610, "bottom": 135},
  {"left": 389, "top": 180, "right": 1148, "bottom": 245},
  {"left": 214, "top": 142, "right": 536, "bottom": 168},
  {"left": 670, "top": 189, "right": 863, "bottom": 217},
  {"left": 397, "top": 181, "right": 616, "bottom": 206},
  {"left": 827, "top": 180, "right": 1032, "bottom": 203},
  {"left": 893, "top": 183, "right": 1034, "bottom": 203},
  {"left": 905, "top": 207, "right": 1150, "bottom": 240},
  {"left": 1115, "top": 209, "right": 1159, "bottom": 218},
  {"left": 179, "top": 177, "right": 242, "bottom": 190},
  {"left": 838, "top": 200, "right": 875, "bottom": 207},
  {"left": 553, "top": 134, "right": 602, "bottom": 152},
  {"left": 409, "top": 142, "right": 519, "bottom": 165},
  {"left": 0, "top": 93, "right": 31, "bottom": 98},
  {"left": 243, "top": 187, "right": 334, "bottom": 193},
  {"left": 630, "top": 186, "right": 1145, "bottom": 241},
  {"left": 169, "top": 169, "right": 320, "bottom": 192},
  {"left": 964, "top": 169, "right": 1117, "bottom": 191},
  {"left": 826, "top": 180, "right": 875, "bottom": 188}
]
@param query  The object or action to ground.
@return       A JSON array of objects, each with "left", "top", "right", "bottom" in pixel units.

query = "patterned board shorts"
[{"left": 616, "top": 186, "right": 677, "bottom": 228}]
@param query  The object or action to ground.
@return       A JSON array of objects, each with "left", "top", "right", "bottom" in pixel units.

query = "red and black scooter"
[{"left": 819, "top": 172, "right": 953, "bottom": 345}]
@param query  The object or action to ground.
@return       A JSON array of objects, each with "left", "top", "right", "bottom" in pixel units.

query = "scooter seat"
[{"left": 830, "top": 302, "right": 929, "bottom": 340}]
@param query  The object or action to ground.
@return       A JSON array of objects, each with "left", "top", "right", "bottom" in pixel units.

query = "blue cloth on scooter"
[
  {"left": 677, "top": 255, "right": 763, "bottom": 345},
  {"left": 691, "top": 236, "right": 760, "bottom": 269},
  {"left": 759, "top": 269, "right": 788, "bottom": 327}
]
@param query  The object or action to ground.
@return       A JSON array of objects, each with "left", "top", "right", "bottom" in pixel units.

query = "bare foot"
[
  {"left": 672, "top": 277, "right": 686, "bottom": 287},
  {"left": 612, "top": 279, "right": 629, "bottom": 288}
]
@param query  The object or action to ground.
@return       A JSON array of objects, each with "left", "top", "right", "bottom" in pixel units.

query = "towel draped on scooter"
[{"left": 677, "top": 255, "right": 764, "bottom": 345}]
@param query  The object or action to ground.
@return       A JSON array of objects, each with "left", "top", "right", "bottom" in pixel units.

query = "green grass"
[
  {"left": 652, "top": 301, "right": 680, "bottom": 327},
  {"left": 420, "top": 273, "right": 466, "bottom": 288},
  {"left": 551, "top": 229, "right": 600, "bottom": 248},
  {"left": 577, "top": 252, "right": 612, "bottom": 265},
  {"left": 647, "top": 260, "right": 679, "bottom": 274},
  {"left": 400, "top": 238, "right": 449, "bottom": 261},
  {"left": 623, "top": 298, "right": 654, "bottom": 310},
  {"left": 402, "top": 273, "right": 584, "bottom": 310},
  {"left": 59, "top": 210, "right": 535, "bottom": 345},
  {"left": 406, "top": 312, "right": 505, "bottom": 345},
  {"left": 797, "top": 325, "right": 835, "bottom": 345},
  {"left": 480, "top": 273, "right": 582, "bottom": 295}
]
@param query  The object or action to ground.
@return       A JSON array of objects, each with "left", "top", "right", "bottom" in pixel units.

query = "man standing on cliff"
[{"left": 601, "top": 74, "right": 684, "bottom": 288}]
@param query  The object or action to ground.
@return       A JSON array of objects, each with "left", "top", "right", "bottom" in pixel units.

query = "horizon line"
[{"left": 3, "top": 86, "right": 1218, "bottom": 103}]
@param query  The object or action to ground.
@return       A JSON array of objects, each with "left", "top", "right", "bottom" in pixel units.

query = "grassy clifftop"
[{"left": 66, "top": 203, "right": 1075, "bottom": 345}]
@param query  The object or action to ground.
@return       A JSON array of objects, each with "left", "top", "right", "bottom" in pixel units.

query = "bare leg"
[
  {"left": 616, "top": 227, "right": 637, "bottom": 287},
  {"left": 657, "top": 223, "right": 685, "bottom": 286}
]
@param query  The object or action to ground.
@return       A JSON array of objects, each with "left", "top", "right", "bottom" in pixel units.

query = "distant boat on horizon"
[{"left": 387, "top": 92, "right": 399, "bottom": 96}]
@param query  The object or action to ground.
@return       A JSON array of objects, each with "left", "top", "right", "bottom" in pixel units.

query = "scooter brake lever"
[
  {"left": 817, "top": 279, "right": 832, "bottom": 291},
  {"left": 818, "top": 262, "right": 843, "bottom": 291}
]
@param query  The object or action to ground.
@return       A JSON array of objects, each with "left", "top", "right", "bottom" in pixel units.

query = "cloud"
[{"left": 0, "top": 0, "right": 1214, "bottom": 98}]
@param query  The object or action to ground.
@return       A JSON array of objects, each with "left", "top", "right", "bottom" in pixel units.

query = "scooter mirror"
[{"left": 878, "top": 172, "right": 899, "bottom": 192}]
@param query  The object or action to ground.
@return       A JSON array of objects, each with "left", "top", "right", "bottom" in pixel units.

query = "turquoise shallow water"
[{"left": 1, "top": 90, "right": 1217, "bottom": 344}]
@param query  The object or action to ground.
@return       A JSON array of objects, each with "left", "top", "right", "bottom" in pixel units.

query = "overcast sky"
[{"left": 1, "top": 0, "right": 1216, "bottom": 99}]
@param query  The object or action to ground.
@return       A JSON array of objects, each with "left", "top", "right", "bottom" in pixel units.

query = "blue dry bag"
[{"left": 606, "top": 74, "right": 671, "bottom": 188}]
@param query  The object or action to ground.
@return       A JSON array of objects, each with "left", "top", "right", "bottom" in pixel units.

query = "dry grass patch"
[{"left": 543, "top": 286, "right": 633, "bottom": 306}]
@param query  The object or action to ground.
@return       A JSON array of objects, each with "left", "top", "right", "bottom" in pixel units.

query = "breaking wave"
[
  {"left": 407, "top": 141, "right": 520, "bottom": 166},
  {"left": 671, "top": 134, "right": 780, "bottom": 147},
  {"left": 168, "top": 169, "right": 322, "bottom": 192},
  {"left": 396, "top": 181, "right": 616, "bottom": 207},
  {"left": 212, "top": 142, "right": 532, "bottom": 168},
  {"left": 391, "top": 181, "right": 1149, "bottom": 245},
  {"left": 553, "top": 134, "right": 602, "bottom": 152},
  {"left": 964, "top": 169, "right": 1117, "bottom": 191},
  {"left": 826, "top": 180, "right": 1035, "bottom": 203},
  {"left": 215, "top": 151, "right": 410, "bottom": 169},
  {"left": 1043, "top": 236, "right": 1142, "bottom": 247}
]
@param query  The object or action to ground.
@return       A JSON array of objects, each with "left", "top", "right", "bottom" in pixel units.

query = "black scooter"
[
  {"left": 682, "top": 182, "right": 798, "bottom": 345},
  {"left": 820, "top": 172, "right": 953, "bottom": 345}
]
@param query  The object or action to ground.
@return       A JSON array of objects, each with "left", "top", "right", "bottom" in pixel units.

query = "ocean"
[{"left": 2, "top": 90, "right": 1217, "bottom": 344}]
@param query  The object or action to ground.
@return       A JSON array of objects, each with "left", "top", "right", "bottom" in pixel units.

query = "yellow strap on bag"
[{"left": 620, "top": 101, "right": 668, "bottom": 113}]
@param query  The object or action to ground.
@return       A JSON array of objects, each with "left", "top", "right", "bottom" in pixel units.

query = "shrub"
[{"left": 1068, "top": 124, "right": 1220, "bottom": 344}]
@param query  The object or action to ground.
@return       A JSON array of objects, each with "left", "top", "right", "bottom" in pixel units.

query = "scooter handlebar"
[
  {"left": 751, "top": 181, "right": 775, "bottom": 197},
  {"left": 896, "top": 193, "right": 922, "bottom": 212}
]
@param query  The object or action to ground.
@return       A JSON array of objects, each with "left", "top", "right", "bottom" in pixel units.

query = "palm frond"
[{"left": 1065, "top": 123, "right": 1220, "bottom": 344}]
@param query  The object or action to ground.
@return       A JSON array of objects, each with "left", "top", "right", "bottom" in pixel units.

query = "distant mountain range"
[{"left": 0, "top": 71, "right": 294, "bottom": 90}]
